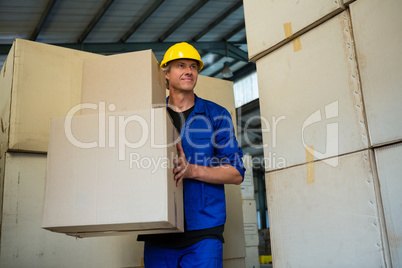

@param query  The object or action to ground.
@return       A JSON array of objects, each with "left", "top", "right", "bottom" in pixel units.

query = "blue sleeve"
[{"left": 213, "top": 108, "right": 245, "bottom": 180}]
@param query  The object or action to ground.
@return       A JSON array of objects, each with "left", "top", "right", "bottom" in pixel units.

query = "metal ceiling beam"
[
  {"left": 30, "top": 0, "right": 58, "bottom": 41},
  {"left": 199, "top": 43, "right": 248, "bottom": 62},
  {"left": 229, "top": 62, "right": 256, "bottom": 82},
  {"left": 158, "top": 0, "right": 210, "bottom": 42},
  {"left": 210, "top": 20, "right": 248, "bottom": 79},
  {"left": 120, "top": 0, "right": 164, "bottom": 43},
  {"left": 78, "top": 0, "right": 115, "bottom": 43},
  {"left": 191, "top": 0, "right": 243, "bottom": 42},
  {"left": 199, "top": 55, "right": 224, "bottom": 73},
  {"left": 227, "top": 43, "right": 249, "bottom": 62},
  {"left": 223, "top": 22, "right": 245, "bottom": 41},
  {"left": 0, "top": 41, "right": 246, "bottom": 56}
]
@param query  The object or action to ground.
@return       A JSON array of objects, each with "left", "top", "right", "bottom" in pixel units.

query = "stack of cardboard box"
[{"left": 244, "top": 0, "right": 402, "bottom": 266}]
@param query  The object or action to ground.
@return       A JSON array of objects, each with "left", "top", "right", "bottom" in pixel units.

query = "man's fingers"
[
  {"left": 174, "top": 163, "right": 187, "bottom": 176},
  {"left": 176, "top": 142, "right": 184, "bottom": 156},
  {"left": 173, "top": 143, "right": 190, "bottom": 187},
  {"left": 177, "top": 176, "right": 184, "bottom": 187},
  {"left": 176, "top": 177, "right": 183, "bottom": 187},
  {"left": 174, "top": 169, "right": 185, "bottom": 186}
]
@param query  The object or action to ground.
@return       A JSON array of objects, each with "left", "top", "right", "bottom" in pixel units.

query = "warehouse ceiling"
[{"left": 0, "top": 0, "right": 255, "bottom": 81}]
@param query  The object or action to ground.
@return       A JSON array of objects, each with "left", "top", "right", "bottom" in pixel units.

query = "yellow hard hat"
[{"left": 160, "top": 42, "right": 204, "bottom": 71}]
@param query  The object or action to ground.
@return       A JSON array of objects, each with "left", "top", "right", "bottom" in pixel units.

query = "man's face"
[{"left": 165, "top": 59, "right": 198, "bottom": 92}]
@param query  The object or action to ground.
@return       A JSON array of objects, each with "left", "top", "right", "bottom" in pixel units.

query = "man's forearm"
[{"left": 188, "top": 164, "right": 243, "bottom": 185}]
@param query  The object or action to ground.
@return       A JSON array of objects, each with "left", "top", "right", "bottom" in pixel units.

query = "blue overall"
[{"left": 144, "top": 239, "right": 223, "bottom": 267}]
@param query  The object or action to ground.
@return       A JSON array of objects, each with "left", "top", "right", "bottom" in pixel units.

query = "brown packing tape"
[
  {"left": 283, "top": 23, "right": 302, "bottom": 52},
  {"left": 283, "top": 23, "right": 293, "bottom": 39},
  {"left": 293, "top": 37, "right": 302, "bottom": 52},
  {"left": 306, "top": 146, "right": 315, "bottom": 184}
]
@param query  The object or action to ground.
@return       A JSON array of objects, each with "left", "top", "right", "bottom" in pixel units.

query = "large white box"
[
  {"left": 243, "top": 200, "right": 259, "bottom": 247},
  {"left": 42, "top": 108, "right": 183, "bottom": 236},
  {"left": 0, "top": 153, "right": 144, "bottom": 267},
  {"left": 257, "top": 11, "right": 368, "bottom": 171},
  {"left": 350, "top": 0, "right": 402, "bottom": 146},
  {"left": 0, "top": 39, "right": 100, "bottom": 154},
  {"left": 375, "top": 142, "right": 402, "bottom": 267},
  {"left": 223, "top": 184, "right": 247, "bottom": 260},
  {"left": 244, "top": 223, "right": 259, "bottom": 247},
  {"left": 243, "top": 199, "right": 258, "bottom": 224},
  {"left": 245, "top": 246, "right": 260, "bottom": 268},
  {"left": 243, "top": 0, "right": 344, "bottom": 61},
  {"left": 266, "top": 150, "right": 388, "bottom": 267},
  {"left": 242, "top": 200, "right": 259, "bottom": 247}
]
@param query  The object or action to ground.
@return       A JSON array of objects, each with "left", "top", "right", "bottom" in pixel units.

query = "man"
[{"left": 138, "top": 42, "right": 245, "bottom": 268}]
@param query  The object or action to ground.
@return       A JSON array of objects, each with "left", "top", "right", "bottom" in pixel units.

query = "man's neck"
[{"left": 168, "top": 90, "right": 195, "bottom": 112}]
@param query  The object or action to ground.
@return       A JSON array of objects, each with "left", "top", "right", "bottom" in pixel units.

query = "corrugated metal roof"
[{"left": 0, "top": 0, "right": 254, "bottom": 80}]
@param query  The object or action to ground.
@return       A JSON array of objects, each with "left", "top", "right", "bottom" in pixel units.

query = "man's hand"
[
  {"left": 173, "top": 143, "right": 194, "bottom": 186},
  {"left": 173, "top": 143, "right": 243, "bottom": 186}
]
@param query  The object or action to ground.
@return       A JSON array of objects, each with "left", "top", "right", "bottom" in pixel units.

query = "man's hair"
[
  {"left": 161, "top": 61, "right": 200, "bottom": 90},
  {"left": 161, "top": 63, "right": 171, "bottom": 89}
]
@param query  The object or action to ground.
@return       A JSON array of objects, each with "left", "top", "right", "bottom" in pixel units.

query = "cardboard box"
[
  {"left": 194, "top": 75, "right": 236, "bottom": 125},
  {"left": 81, "top": 50, "right": 166, "bottom": 114},
  {"left": 242, "top": 199, "right": 259, "bottom": 246},
  {"left": 244, "top": 223, "right": 259, "bottom": 247},
  {"left": 350, "top": 0, "right": 402, "bottom": 146},
  {"left": 241, "top": 154, "right": 255, "bottom": 200},
  {"left": 42, "top": 108, "right": 183, "bottom": 236},
  {"left": 243, "top": 199, "right": 258, "bottom": 224},
  {"left": 243, "top": 0, "right": 344, "bottom": 61},
  {"left": 343, "top": 0, "right": 356, "bottom": 5},
  {"left": 223, "top": 258, "right": 246, "bottom": 268},
  {"left": 223, "top": 184, "right": 247, "bottom": 259},
  {"left": 375, "top": 142, "right": 402, "bottom": 267},
  {"left": 0, "top": 152, "right": 144, "bottom": 267},
  {"left": 0, "top": 39, "right": 100, "bottom": 154},
  {"left": 245, "top": 246, "right": 260, "bottom": 268},
  {"left": 266, "top": 150, "right": 387, "bottom": 267},
  {"left": 256, "top": 11, "right": 368, "bottom": 172}
]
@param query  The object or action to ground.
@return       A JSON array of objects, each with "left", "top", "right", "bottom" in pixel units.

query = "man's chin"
[{"left": 181, "top": 85, "right": 196, "bottom": 91}]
